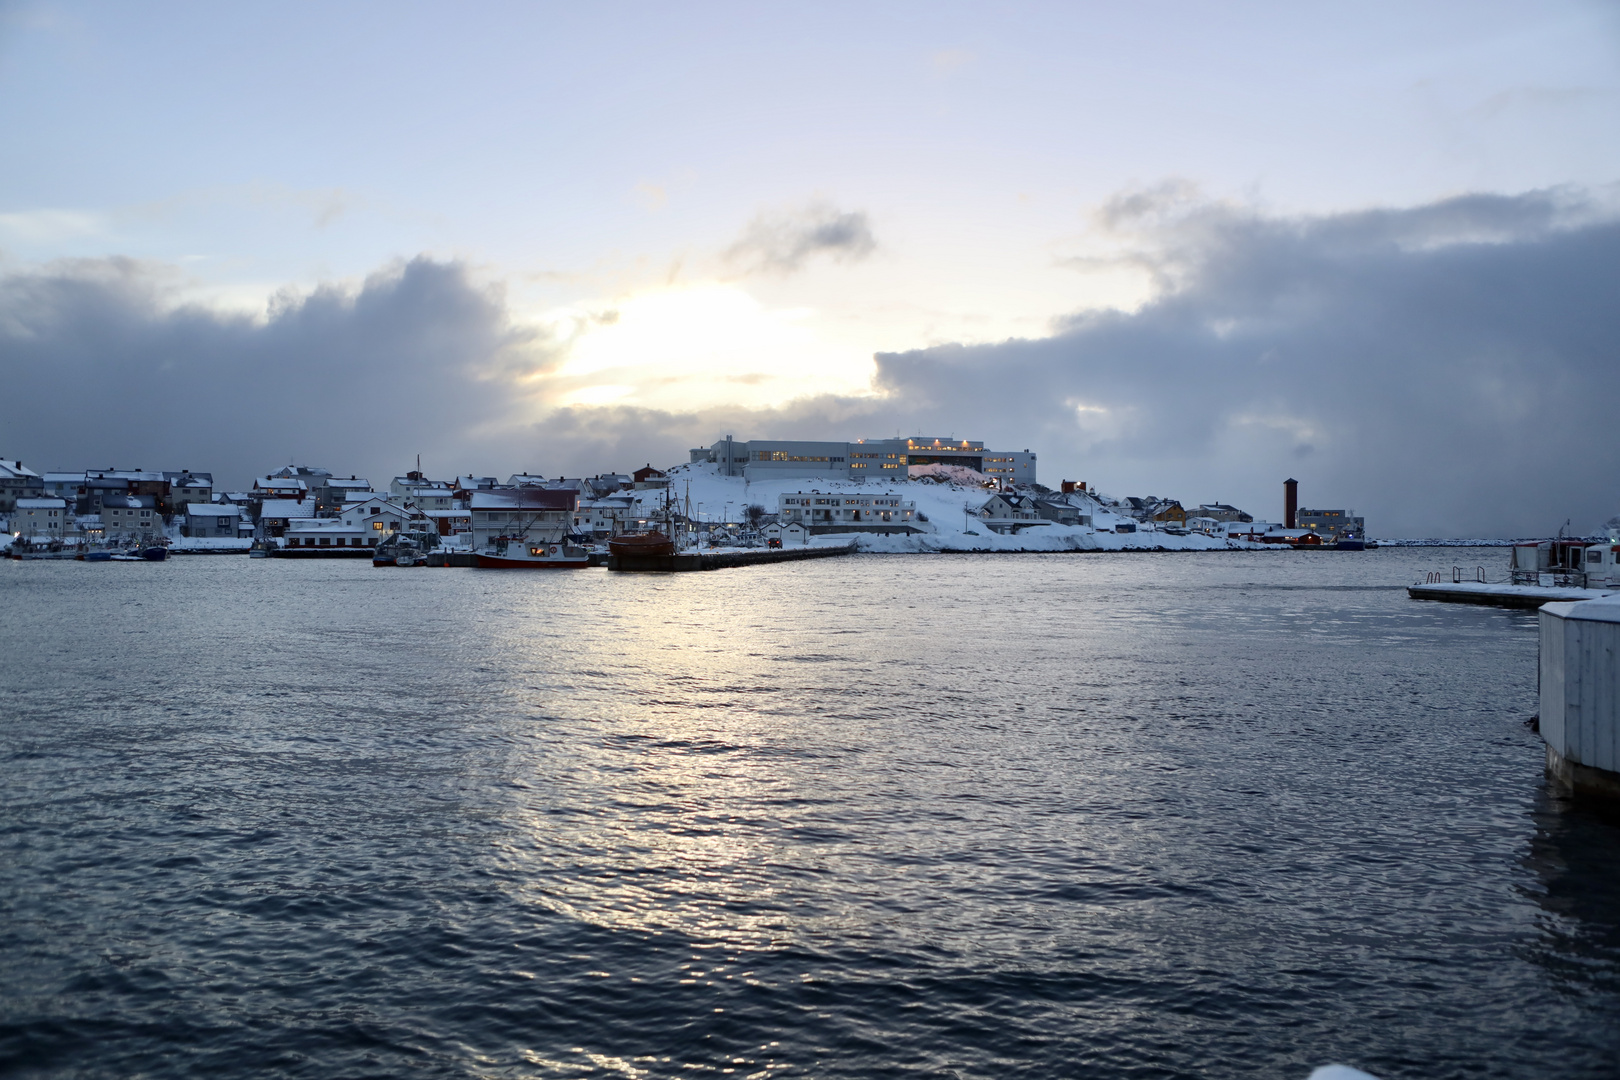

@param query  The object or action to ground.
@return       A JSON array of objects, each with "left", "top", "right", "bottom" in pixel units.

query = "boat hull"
[
  {"left": 607, "top": 531, "right": 676, "bottom": 558},
  {"left": 475, "top": 552, "right": 592, "bottom": 569}
]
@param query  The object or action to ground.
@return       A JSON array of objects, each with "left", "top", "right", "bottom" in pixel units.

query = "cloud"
[
  {"left": 724, "top": 201, "right": 877, "bottom": 275},
  {"left": 0, "top": 256, "right": 559, "bottom": 489},
  {"left": 870, "top": 187, "right": 1620, "bottom": 537},
  {"left": 5, "top": 187, "right": 1617, "bottom": 537}
]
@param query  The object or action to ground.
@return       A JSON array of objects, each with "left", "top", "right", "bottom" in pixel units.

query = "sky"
[{"left": 1, "top": 1, "right": 1618, "bottom": 535}]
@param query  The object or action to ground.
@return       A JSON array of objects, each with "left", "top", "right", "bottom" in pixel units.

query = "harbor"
[{"left": 5, "top": 456, "right": 1383, "bottom": 568}]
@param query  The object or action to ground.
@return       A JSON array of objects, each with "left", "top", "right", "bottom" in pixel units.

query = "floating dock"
[
  {"left": 1407, "top": 582, "right": 1618, "bottom": 609},
  {"left": 608, "top": 541, "right": 857, "bottom": 572}
]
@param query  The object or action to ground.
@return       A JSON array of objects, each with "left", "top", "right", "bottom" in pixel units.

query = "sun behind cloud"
[{"left": 548, "top": 283, "right": 877, "bottom": 412}]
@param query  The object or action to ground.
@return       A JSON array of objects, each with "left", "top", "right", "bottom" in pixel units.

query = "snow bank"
[{"left": 658, "top": 462, "right": 1261, "bottom": 554}]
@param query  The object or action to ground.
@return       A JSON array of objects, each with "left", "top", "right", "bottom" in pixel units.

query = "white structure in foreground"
[{"left": 1540, "top": 597, "right": 1620, "bottom": 799}]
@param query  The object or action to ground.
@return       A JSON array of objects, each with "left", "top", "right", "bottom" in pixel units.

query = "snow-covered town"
[{"left": 1, "top": 436, "right": 1370, "bottom": 563}]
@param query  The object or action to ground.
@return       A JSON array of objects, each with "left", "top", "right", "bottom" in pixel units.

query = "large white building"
[
  {"left": 468, "top": 488, "right": 578, "bottom": 552},
  {"left": 777, "top": 492, "right": 925, "bottom": 534},
  {"left": 692, "top": 436, "right": 1036, "bottom": 484}
]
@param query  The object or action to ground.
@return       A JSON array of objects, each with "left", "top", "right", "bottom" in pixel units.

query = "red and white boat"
[{"left": 475, "top": 540, "right": 593, "bottom": 569}]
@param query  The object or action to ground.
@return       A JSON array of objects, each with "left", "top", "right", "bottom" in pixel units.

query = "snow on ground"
[
  {"left": 1408, "top": 581, "right": 1617, "bottom": 601},
  {"left": 657, "top": 461, "right": 1261, "bottom": 554}
]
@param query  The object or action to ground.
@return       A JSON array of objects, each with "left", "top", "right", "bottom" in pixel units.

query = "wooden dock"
[{"left": 608, "top": 542, "right": 857, "bottom": 572}]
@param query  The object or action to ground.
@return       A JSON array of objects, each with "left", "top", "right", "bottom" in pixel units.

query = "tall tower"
[{"left": 1284, "top": 478, "right": 1298, "bottom": 529}]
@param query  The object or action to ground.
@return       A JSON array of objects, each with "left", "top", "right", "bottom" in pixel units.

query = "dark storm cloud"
[
  {"left": 725, "top": 201, "right": 877, "bottom": 275},
  {"left": 0, "top": 257, "right": 554, "bottom": 489},
  {"left": 870, "top": 188, "right": 1620, "bottom": 537}
]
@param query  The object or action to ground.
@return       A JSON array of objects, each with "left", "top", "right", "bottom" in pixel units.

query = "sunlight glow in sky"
[
  {"left": 548, "top": 286, "right": 874, "bottom": 413},
  {"left": 4, "top": 2, "right": 1617, "bottom": 417}
]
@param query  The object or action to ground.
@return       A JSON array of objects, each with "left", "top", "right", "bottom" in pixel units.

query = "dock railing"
[{"left": 1511, "top": 567, "right": 1588, "bottom": 588}]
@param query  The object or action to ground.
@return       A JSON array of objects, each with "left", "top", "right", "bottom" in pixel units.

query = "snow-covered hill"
[{"left": 649, "top": 461, "right": 1260, "bottom": 553}]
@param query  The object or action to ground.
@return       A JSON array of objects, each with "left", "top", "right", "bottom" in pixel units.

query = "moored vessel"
[
  {"left": 476, "top": 540, "right": 592, "bottom": 569},
  {"left": 607, "top": 530, "right": 676, "bottom": 558}
]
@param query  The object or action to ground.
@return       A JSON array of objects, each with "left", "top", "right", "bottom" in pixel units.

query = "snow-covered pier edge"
[{"left": 849, "top": 533, "right": 1265, "bottom": 555}]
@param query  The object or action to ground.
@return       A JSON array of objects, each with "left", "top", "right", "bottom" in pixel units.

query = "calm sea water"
[{"left": 2, "top": 548, "right": 1617, "bottom": 1079}]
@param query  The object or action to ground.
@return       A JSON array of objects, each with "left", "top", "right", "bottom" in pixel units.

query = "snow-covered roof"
[
  {"left": 16, "top": 498, "right": 65, "bottom": 509},
  {"left": 0, "top": 460, "right": 42, "bottom": 480},
  {"left": 254, "top": 476, "right": 308, "bottom": 492},
  {"left": 87, "top": 470, "right": 165, "bottom": 482},
  {"left": 471, "top": 489, "right": 576, "bottom": 511},
  {"left": 324, "top": 476, "right": 371, "bottom": 489},
  {"left": 41, "top": 471, "right": 82, "bottom": 484},
  {"left": 185, "top": 503, "right": 240, "bottom": 517},
  {"left": 344, "top": 495, "right": 406, "bottom": 511},
  {"left": 287, "top": 518, "right": 365, "bottom": 531},
  {"left": 259, "top": 499, "right": 315, "bottom": 519}
]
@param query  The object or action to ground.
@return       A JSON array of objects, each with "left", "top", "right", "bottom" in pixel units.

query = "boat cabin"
[{"left": 1511, "top": 541, "right": 1620, "bottom": 588}]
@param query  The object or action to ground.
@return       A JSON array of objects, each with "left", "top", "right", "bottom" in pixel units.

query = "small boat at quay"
[{"left": 373, "top": 535, "right": 431, "bottom": 567}]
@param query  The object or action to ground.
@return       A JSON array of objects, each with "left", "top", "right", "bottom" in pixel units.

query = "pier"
[
  {"left": 608, "top": 541, "right": 857, "bottom": 572},
  {"left": 1407, "top": 582, "right": 1617, "bottom": 609}
]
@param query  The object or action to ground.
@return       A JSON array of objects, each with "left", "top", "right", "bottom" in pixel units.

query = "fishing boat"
[
  {"left": 140, "top": 544, "right": 169, "bottom": 561},
  {"left": 475, "top": 539, "right": 593, "bottom": 569},
  {"left": 604, "top": 485, "right": 684, "bottom": 560}
]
